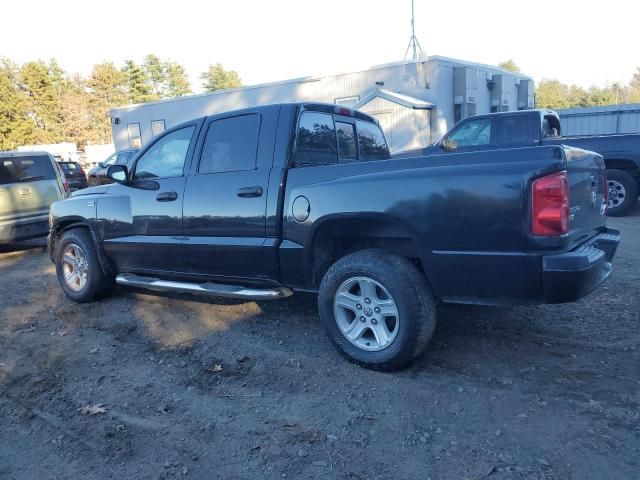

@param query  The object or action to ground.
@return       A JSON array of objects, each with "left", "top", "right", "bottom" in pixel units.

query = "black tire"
[
  {"left": 606, "top": 169, "right": 639, "bottom": 217},
  {"left": 318, "top": 250, "right": 436, "bottom": 371},
  {"left": 55, "top": 228, "right": 115, "bottom": 303}
]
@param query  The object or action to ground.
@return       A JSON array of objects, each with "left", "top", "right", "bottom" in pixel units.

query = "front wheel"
[
  {"left": 318, "top": 250, "right": 436, "bottom": 371},
  {"left": 606, "top": 169, "right": 639, "bottom": 217},
  {"left": 55, "top": 228, "right": 115, "bottom": 303}
]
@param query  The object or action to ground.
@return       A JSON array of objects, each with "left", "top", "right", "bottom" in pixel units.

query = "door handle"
[
  {"left": 156, "top": 192, "right": 178, "bottom": 202},
  {"left": 237, "top": 186, "right": 263, "bottom": 198}
]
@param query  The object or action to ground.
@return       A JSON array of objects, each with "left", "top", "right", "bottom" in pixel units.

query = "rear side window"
[
  {"left": 0, "top": 156, "right": 56, "bottom": 184},
  {"left": 496, "top": 116, "right": 530, "bottom": 145},
  {"left": 357, "top": 120, "right": 389, "bottom": 161},
  {"left": 336, "top": 121, "right": 357, "bottom": 162},
  {"left": 295, "top": 112, "right": 337, "bottom": 165},
  {"left": 199, "top": 114, "right": 260, "bottom": 174}
]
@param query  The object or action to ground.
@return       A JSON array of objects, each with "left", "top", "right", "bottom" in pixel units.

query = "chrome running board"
[{"left": 115, "top": 274, "right": 293, "bottom": 300}]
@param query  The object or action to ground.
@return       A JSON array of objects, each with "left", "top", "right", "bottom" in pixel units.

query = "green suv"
[{"left": 0, "top": 151, "right": 67, "bottom": 244}]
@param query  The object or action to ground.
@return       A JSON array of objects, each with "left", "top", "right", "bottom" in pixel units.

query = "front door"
[
  {"left": 101, "top": 124, "right": 197, "bottom": 274},
  {"left": 182, "top": 110, "right": 275, "bottom": 282}
]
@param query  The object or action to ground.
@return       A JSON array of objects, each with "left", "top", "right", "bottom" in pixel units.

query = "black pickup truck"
[
  {"left": 407, "top": 109, "right": 640, "bottom": 216},
  {"left": 47, "top": 102, "right": 620, "bottom": 370}
]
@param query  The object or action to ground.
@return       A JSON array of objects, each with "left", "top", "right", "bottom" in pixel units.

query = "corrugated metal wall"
[
  {"left": 358, "top": 97, "right": 430, "bottom": 152},
  {"left": 110, "top": 57, "right": 531, "bottom": 152},
  {"left": 557, "top": 103, "right": 640, "bottom": 136}
]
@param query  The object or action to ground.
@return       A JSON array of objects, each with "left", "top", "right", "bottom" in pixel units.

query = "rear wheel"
[
  {"left": 55, "top": 229, "right": 114, "bottom": 302},
  {"left": 606, "top": 169, "right": 639, "bottom": 217},
  {"left": 318, "top": 250, "right": 436, "bottom": 371}
]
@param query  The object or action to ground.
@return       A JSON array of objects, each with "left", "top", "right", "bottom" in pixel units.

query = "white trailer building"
[{"left": 110, "top": 55, "right": 534, "bottom": 154}]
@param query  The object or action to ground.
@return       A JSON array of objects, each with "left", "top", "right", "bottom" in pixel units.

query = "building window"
[
  {"left": 127, "top": 123, "right": 142, "bottom": 149},
  {"left": 335, "top": 96, "right": 360, "bottom": 107},
  {"left": 454, "top": 104, "right": 462, "bottom": 124},
  {"left": 151, "top": 120, "right": 166, "bottom": 137}
]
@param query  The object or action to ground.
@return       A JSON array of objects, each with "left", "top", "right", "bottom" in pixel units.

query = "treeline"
[
  {"left": 0, "top": 55, "right": 242, "bottom": 150},
  {"left": 500, "top": 60, "right": 640, "bottom": 109}
]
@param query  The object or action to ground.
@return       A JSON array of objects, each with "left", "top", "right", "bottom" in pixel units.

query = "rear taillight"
[{"left": 532, "top": 171, "right": 569, "bottom": 236}]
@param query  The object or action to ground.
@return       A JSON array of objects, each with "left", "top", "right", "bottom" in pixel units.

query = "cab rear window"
[
  {"left": 294, "top": 111, "right": 390, "bottom": 166},
  {"left": 356, "top": 120, "right": 390, "bottom": 161},
  {"left": 0, "top": 156, "right": 56, "bottom": 184},
  {"left": 60, "top": 162, "right": 81, "bottom": 171}
]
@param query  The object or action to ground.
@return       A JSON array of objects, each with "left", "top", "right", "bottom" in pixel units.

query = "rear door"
[
  {"left": 182, "top": 108, "right": 277, "bottom": 282},
  {"left": 0, "top": 155, "right": 63, "bottom": 218}
]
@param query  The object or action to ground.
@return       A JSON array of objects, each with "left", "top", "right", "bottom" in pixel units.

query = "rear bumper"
[
  {"left": 542, "top": 228, "right": 620, "bottom": 303},
  {"left": 0, "top": 214, "right": 50, "bottom": 244}
]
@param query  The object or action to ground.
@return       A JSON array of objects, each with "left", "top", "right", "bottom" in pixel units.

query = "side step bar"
[{"left": 115, "top": 274, "right": 293, "bottom": 300}]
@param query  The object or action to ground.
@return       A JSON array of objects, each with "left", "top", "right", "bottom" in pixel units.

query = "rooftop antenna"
[{"left": 404, "top": 0, "right": 423, "bottom": 61}]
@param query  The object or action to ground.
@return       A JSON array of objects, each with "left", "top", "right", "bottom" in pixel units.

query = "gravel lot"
[{"left": 1, "top": 204, "right": 639, "bottom": 480}]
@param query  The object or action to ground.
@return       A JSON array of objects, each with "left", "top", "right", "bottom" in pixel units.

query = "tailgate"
[
  {"left": 0, "top": 179, "right": 61, "bottom": 217},
  {"left": 564, "top": 147, "right": 607, "bottom": 248}
]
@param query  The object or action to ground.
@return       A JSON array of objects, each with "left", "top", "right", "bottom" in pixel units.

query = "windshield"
[
  {"left": 60, "top": 162, "right": 81, "bottom": 171},
  {"left": 0, "top": 156, "right": 56, "bottom": 185}
]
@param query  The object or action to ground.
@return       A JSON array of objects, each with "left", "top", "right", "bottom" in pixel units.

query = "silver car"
[{"left": 0, "top": 151, "right": 68, "bottom": 243}]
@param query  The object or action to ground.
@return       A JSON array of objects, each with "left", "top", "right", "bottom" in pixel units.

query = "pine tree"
[
  {"left": 87, "top": 62, "right": 127, "bottom": 143},
  {"left": 143, "top": 54, "right": 167, "bottom": 97},
  {"left": 165, "top": 61, "right": 192, "bottom": 97},
  {"left": 200, "top": 63, "right": 242, "bottom": 92},
  {"left": 18, "top": 60, "right": 65, "bottom": 143},
  {"left": 0, "top": 58, "right": 33, "bottom": 150},
  {"left": 122, "top": 60, "right": 155, "bottom": 104}
]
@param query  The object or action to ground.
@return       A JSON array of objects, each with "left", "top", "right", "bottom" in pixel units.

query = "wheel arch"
[
  {"left": 605, "top": 159, "right": 640, "bottom": 178},
  {"left": 306, "top": 213, "right": 431, "bottom": 289},
  {"left": 51, "top": 218, "right": 113, "bottom": 275}
]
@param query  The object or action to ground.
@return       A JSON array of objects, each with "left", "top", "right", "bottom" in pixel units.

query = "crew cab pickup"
[
  {"left": 48, "top": 102, "right": 620, "bottom": 370},
  {"left": 407, "top": 109, "right": 640, "bottom": 216}
]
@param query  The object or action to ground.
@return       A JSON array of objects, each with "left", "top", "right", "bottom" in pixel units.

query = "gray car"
[
  {"left": 0, "top": 151, "right": 67, "bottom": 243},
  {"left": 87, "top": 150, "right": 138, "bottom": 186}
]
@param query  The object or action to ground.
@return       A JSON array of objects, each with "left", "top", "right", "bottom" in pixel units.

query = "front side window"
[
  {"left": 448, "top": 118, "right": 491, "bottom": 147},
  {"left": 295, "top": 111, "right": 337, "bottom": 165},
  {"left": 103, "top": 153, "right": 118, "bottom": 166},
  {"left": 133, "top": 126, "right": 195, "bottom": 180},
  {"left": 199, "top": 114, "right": 260, "bottom": 174},
  {"left": 336, "top": 121, "right": 357, "bottom": 162},
  {"left": 357, "top": 120, "right": 389, "bottom": 161}
]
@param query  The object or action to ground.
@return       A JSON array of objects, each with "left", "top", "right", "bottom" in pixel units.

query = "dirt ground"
[{"left": 1, "top": 206, "right": 639, "bottom": 480}]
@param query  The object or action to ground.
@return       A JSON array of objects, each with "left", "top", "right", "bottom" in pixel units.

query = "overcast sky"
[{"left": 4, "top": 0, "right": 637, "bottom": 91}]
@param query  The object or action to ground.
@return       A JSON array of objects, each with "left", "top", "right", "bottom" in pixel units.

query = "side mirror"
[
  {"left": 107, "top": 164, "right": 128, "bottom": 184},
  {"left": 441, "top": 138, "right": 458, "bottom": 151}
]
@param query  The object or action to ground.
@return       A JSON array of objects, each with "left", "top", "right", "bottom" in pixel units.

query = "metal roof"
[
  {"left": 354, "top": 89, "right": 435, "bottom": 110},
  {"left": 111, "top": 54, "right": 531, "bottom": 114}
]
